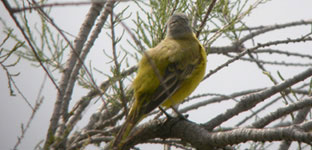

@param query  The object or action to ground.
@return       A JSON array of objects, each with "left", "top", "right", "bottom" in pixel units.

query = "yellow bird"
[{"left": 111, "top": 13, "right": 207, "bottom": 149}]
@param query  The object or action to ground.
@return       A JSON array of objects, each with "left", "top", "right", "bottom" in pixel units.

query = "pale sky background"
[{"left": 0, "top": 0, "right": 312, "bottom": 150}]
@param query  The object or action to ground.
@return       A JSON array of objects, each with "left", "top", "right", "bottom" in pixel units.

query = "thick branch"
[
  {"left": 58, "top": 0, "right": 115, "bottom": 134},
  {"left": 120, "top": 117, "right": 312, "bottom": 150},
  {"left": 251, "top": 97, "right": 312, "bottom": 128},
  {"left": 278, "top": 106, "right": 311, "bottom": 150},
  {"left": 44, "top": 2, "right": 104, "bottom": 149},
  {"left": 204, "top": 67, "right": 312, "bottom": 130}
]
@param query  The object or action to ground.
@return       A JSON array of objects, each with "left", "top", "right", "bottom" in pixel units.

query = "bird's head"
[{"left": 166, "top": 13, "right": 193, "bottom": 39}]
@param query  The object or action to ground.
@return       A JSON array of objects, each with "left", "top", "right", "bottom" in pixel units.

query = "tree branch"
[
  {"left": 235, "top": 19, "right": 312, "bottom": 46},
  {"left": 251, "top": 97, "right": 312, "bottom": 128},
  {"left": 179, "top": 88, "right": 264, "bottom": 114},
  {"left": 44, "top": 2, "right": 105, "bottom": 149},
  {"left": 204, "top": 67, "right": 312, "bottom": 130},
  {"left": 278, "top": 106, "right": 311, "bottom": 150},
  {"left": 119, "top": 117, "right": 312, "bottom": 150}
]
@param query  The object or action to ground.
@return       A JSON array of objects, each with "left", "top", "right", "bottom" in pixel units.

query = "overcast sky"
[{"left": 1, "top": 0, "right": 312, "bottom": 150}]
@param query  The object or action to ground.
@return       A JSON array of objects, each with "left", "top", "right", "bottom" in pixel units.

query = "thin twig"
[
  {"left": 255, "top": 49, "right": 312, "bottom": 59},
  {"left": 13, "top": 97, "right": 43, "bottom": 150},
  {"left": 235, "top": 19, "right": 312, "bottom": 45},
  {"left": 1, "top": 0, "right": 61, "bottom": 96},
  {"left": 226, "top": 53, "right": 312, "bottom": 67},
  {"left": 0, "top": 61, "right": 34, "bottom": 110},
  {"left": 10, "top": 0, "right": 132, "bottom": 13},
  {"left": 203, "top": 36, "right": 312, "bottom": 80},
  {"left": 179, "top": 88, "right": 264, "bottom": 114},
  {"left": 110, "top": 10, "right": 128, "bottom": 115},
  {"left": 196, "top": 0, "right": 217, "bottom": 37}
]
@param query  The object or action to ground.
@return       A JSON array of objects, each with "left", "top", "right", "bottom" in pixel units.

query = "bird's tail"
[{"left": 110, "top": 103, "right": 143, "bottom": 150}]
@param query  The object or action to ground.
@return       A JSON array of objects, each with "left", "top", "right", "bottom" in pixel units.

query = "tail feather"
[
  {"left": 111, "top": 119, "right": 136, "bottom": 149},
  {"left": 111, "top": 104, "right": 143, "bottom": 150}
]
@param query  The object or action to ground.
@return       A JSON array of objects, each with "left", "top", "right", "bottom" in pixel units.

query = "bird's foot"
[{"left": 170, "top": 106, "right": 189, "bottom": 120}]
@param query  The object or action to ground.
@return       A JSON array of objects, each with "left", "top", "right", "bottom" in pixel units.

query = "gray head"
[{"left": 166, "top": 13, "right": 192, "bottom": 39}]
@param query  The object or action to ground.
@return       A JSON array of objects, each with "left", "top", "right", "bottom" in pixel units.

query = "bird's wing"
[{"left": 142, "top": 59, "right": 197, "bottom": 114}]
